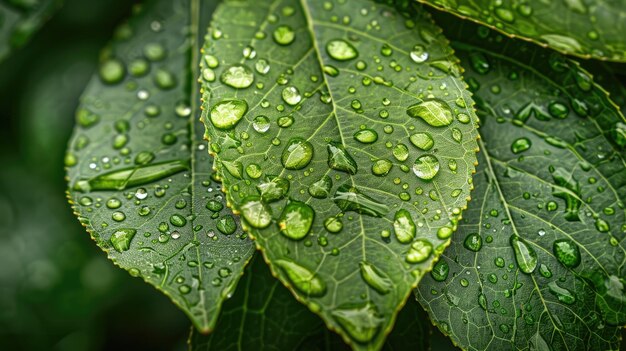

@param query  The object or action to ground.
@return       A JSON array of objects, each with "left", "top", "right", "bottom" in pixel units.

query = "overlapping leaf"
[
  {"left": 417, "top": 0, "right": 626, "bottom": 62},
  {"left": 190, "top": 255, "right": 431, "bottom": 351},
  {"left": 65, "top": 0, "right": 254, "bottom": 332},
  {"left": 0, "top": 0, "right": 61, "bottom": 63},
  {"left": 201, "top": 0, "right": 478, "bottom": 348},
  {"left": 417, "top": 18, "right": 626, "bottom": 351}
]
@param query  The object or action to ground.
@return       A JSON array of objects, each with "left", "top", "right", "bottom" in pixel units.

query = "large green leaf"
[
  {"left": 417, "top": 0, "right": 626, "bottom": 62},
  {"left": 201, "top": 0, "right": 478, "bottom": 348},
  {"left": 65, "top": 0, "right": 255, "bottom": 332},
  {"left": 417, "top": 18, "right": 626, "bottom": 351},
  {"left": 0, "top": 0, "right": 61, "bottom": 63},
  {"left": 190, "top": 255, "right": 431, "bottom": 351}
]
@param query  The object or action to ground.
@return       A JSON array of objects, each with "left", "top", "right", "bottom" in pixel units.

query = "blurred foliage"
[{"left": 0, "top": 0, "right": 190, "bottom": 350}]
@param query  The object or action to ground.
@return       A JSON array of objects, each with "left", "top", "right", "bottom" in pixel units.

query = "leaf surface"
[
  {"left": 190, "top": 255, "right": 431, "bottom": 351},
  {"left": 417, "top": 0, "right": 626, "bottom": 62},
  {"left": 65, "top": 0, "right": 255, "bottom": 332},
  {"left": 201, "top": 0, "right": 478, "bottom": 349},
  {"left": 417, "top": 18, "right": 626, "bottom": 351},
  {"left": 0, "top": 0, "right": 61, "bottom": 63}
]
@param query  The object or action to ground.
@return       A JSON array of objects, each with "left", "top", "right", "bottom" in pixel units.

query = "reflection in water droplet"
[
  {"left": 406, "top": 99, "right": 454, "bottom": 127},
  {"left": 331, "top": 302, "right": 382, "bottom": 344},
  {"left": 553, "top": 239, "right": 581, "bottom": 268},
  {"left": 360, "top": 261, "right": 393, "bottom": 295},
  {"left": 240, "top": 196, "right": 272, "bottom": 228},
  {"left": 210, "top": 99, "right": 248, "bottom": 130},
  {"left": 220, "top": 64, "right": 254, "bottom": 89},
  {"left": 110, "top": 229, "right": 136, "bottom": 252},
  {"left": 413, "top": 155, "right": 440, "bottom": 180},
  {"left": 279, "top": 200, "right": 315, "bottom": 240},
  {"left": 326, "top": 39, "right": 358, "bottom": 61},
  {"left": 510, "top": 235, "right": 538, "bottom": 274},
  {"left": 281, "top": 138, "right": 314, "bottom": 170},
  {"left": 276, "top": 259, "right": 326, "bottom": 296}
]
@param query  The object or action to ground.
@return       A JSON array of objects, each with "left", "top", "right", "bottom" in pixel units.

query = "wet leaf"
[
  {"left": 0, "top": 0, "right": 61, "bottom": 63},
  {"left": 201, "top": 0, "right": 478, "bottom": 348},
  {"left": 65, "top": 0, "right": 254, "bottom": 332},
  {"left": 417, "top": 0, "right": 626, "bottom": 62},
  {"left": 417, "top": 19, "right": 626, "bottom": 351},
  {"left": 190, "top": 255, "right": 431, "bottom": 351}
]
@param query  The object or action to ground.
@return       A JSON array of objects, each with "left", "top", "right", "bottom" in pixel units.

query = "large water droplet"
[
  {"left": 326, "top": 39, "right": 358, "bottom": 61},
  {"left": 309, "top": 175, "right": 332, "bottom": 199},
  {"left": 220, "top": 64, "right": 254, "bottom": 89},
  {"left": 548, "top": 281, "right": 576, "bottom": 304},
  {"left": 413, "top": 155, "right": 440, "bottom": 180},
  {"left": 257, "top": 175, "right": 290, "bottom": 202},
  {"left": 281, "top": 138, "right": 314, "bottom": 170},
  {"left": 279, "top": 200, "right": 314, "bottom": 240},
  {"left": 276, "top": 259, "right": 326, "bottom": 296},
  {"left": 110, "top": 228, "right": 136, "bottom": 252},
  {"left": 409, "top": 132, "right": 434, "bottom": 151},
  {"left": 210, "top": 99, "right": 248, "bottom": 130},
  {"left": 393, "top": 209, "right": 416, "bottom": 244},
  {"left": 511, "top": 137, "right": 531, "bottom": 154},
  {"left": 553, "top": 239, "right": 581, "bottom": 268},
  {"left": 463, "top": 233, "right": 482, "bottom": 252},
  {"left": 406, "top": 239, "right": 433, "bottom": 263},
  {"left": 327, "top": 142, "right": 358, "bottom": 174},
  {"left": 406, "top": 99, "right": 454, "bottom": 127},
  {"left": 273, "top": 25, "right": 295, "bottom": 45},
  {"left": 282, "top": 86, "right": 302, "bottom": 106},
  {"left": 430, "top": 259, "right": 449, "bottom": 281},
  {"left": 333, "top": 184, "right": 389, "bottom": 217},
  {"left": 331, "top": 302, "right": 382, "bottom": 343},
  {"left": 360, "top": 261, "right": 393, "bottom": 295},
  {"left": 510, "top": 235, "right": 538, "bottom": 274},
  {"left": 240, "top": 196, "right": 272, "bottom": 228},
  {"left": 354, "top": 129, "right": 378, "bottom": 144}
]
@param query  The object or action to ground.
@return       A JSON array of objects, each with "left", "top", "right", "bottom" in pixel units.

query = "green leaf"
[
  {"left": 201, "top": 0, "right": 478, "bottom": 348},
  {"left": 416, "top": 0, "right": 626, "bottom": 62},
  {"left": 417, "top": 18, "right": 626, "bottom": 351},
  {"left": 65, "top": 0, "right": 255, "bottom": 332},
  {"left": 190, "top": 255, "right": 431, "bottom": 351},
  {"left": 0, "top": 0, "right": 62, "bottom": 63}
]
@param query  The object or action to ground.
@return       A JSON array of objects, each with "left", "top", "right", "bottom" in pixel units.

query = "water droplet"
[
  {"left": 324, "top": 216, "right": 343, "bottom": 233},
  {"left": 553, "top": 239, "right": 581, "bottom": 268},
  {"left": 371, "top": 159, "right": 392, "bottom": 176},
  {"left": 413, "top": 155, "right": 440, "bottom": 180},
  {"left": 331, "top": 302, "right": 382, "bottom": 343},
  {"left": 220, "top": 64, "right": 254, "bottom": 89},
  {"left": 354, "top": 129, "right": 378, "bottom": 144},
  {"left": 327, "top": 142, "right": 358, "bottom": 174},
  {"left": 409, "top": 133, "right": 434, "bottom": 151},
  {"left": 463, "top": 233, "right": 482, "bottom": 252},
  {"left": 216, "top": 215, "right": 237, "bottom": 235},
  {"left": 407, "top": 99, "right": 454, "bottom": 127},
  {"left": 406, "top": 239, "right": 433, "bottom": 263},
  {"left": 209, "top": 99, "right": 248, "bottom": 130},
  {"left": 309, "top": 175, "right": 332, "bottom": 199},
  {"left": 112, "top": 211, "right": 126, "bottom": 222},
  {"left": 326, "top": 39, "right": 358, "bottom": 61},
  {"left": 548, "top": 281, "right": 576, "bottom": 304},
  {"left": 333, "top": 184, "right": 389, "bottom": 217},
  {"left": 273, "top": 25, "right": 295, "bottom": 45},
  {"left": 144, "top": 42, "right": 166, "bottom": 61},
  {"left": 240, "top": 196, "right": 272, "bottom": 228},
  {"left": 511, "top": 138, "right": 531, "bottom": 154},
  {"left": 257, "top": 175, "right": 290, "bottom": 202},
  {"left": 282, "top": 86, "right": 302, "bottom": 106},
  {"left": 99, "top": 58, "right": 125, "bottom": 84},
  {"left": 393, "top": 209, "right": 416, "bottom": 244},
  {"left": 170, "top": 214, "right": 186, "bottom": 227},
  {"left": 276, "top": 259, "right": 326, "bottom": 296},
  {"left": 255, "top": 58, "right": 270, "bottom": 75},
  {"left": 206, "top": 199, "right": 224, "bottom": 212},
  {"left": 253, "top": 115, "right": 270, "bottom": 133},
  {"left": 154, "top": 69, "right": 176, "bottom": 89},
  {"left": 281, "top": 138, "right": 314, "bottom": 170},
  {"left": 360, "top": 261, "right": 392, "bottom": 295},
  {"left": 110, "top": 229, "right": 136, "bottom": 252},
  {"left": 410, "top": 45, "right": 428, "bottom": 63},
  {"left": 392, "top": 144, "right": 409, "bottom": 162},
  {"left": 430, "top": 259, "right": 449, "bottom": 281},
  {"left": 279, "top": 200, "right": 314, "bottom": 240},
  {"left": 510, "top": 235, "right": 538, "bottom": 274}
]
